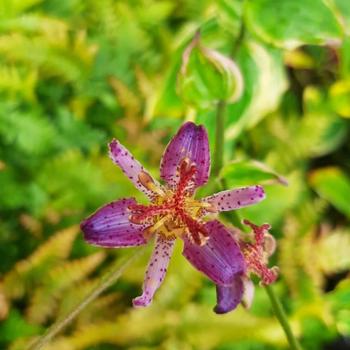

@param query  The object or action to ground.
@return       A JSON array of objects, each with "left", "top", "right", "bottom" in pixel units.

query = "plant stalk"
[
  {"left": 212, "top": 22, "right": 302, "bottom": 349},
  {"left": 265, "top": 284, "right": 303, "bottom": 350},
  {"left": 28, "top": 248, "right": 145, "bottom": 350},
  {"left": 212, "top": 100, "right": 226, "bottom": 177}
]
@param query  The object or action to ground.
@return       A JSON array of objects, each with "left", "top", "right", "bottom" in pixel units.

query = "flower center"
[{"left": 128, "top": 158, "right": 211, "bottom": 245}]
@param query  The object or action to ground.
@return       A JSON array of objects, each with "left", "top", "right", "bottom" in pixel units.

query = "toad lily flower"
[
  {"left": 215, "top": 220, "right": 279, "bottom": 313},
  {"left": 81, "top": 122, "right": 266, "bottom": 312}
]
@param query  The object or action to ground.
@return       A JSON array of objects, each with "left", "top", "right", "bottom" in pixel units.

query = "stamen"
[
  {"left": 197, "top": 201, "right": 218, "bottom": 213},
  {"left": 146, "top": 215, "right": 171, "bottom": 235},
  {"left": 129, "top": 203, "right": 173, "bottom": 224},
  {"left": 128, "top": 158, "right": 212, "bottom": 243},
  {"left": 138, "top": 171, "right": 165, "bottom": 196}
]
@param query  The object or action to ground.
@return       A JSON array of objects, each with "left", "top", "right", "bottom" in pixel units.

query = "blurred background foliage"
[{"left": 0, "top": 0, "right": 350, "bottom": 349}]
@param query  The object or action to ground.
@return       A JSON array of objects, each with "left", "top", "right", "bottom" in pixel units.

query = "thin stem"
[
  {"left": 27, "top": 248, "right": 145, "bottom": 350},
  {"left": 211, "top": 19, "right": 302, "bottom": 350},
  {"left": 231, "top": 20, "right": 245, "bottom": 57},
  {"left": 212, "top": 100, "right": 226, "bottom": 177},
  {"left": 265, "top": 284, "right": 303, "bottom": 350},
  {"left": 212, "top": 22, "right": 245, "bottom": 178}
]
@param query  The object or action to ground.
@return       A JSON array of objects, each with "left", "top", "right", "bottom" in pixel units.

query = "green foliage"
[
  {"left": 244, "top": 0, "right": 343, "bottom": 49},
  {"left": 220, "top": 160, "right": 287, "bottom": 187},
  {"left": 1, "top": 0, "right": 350, "bottom": 349},
  {"left": 310, "top": 167, "right": 350, "bottom": 218},
  {"left": 226, "top": 40, "right": 288, "bottom": 139}
]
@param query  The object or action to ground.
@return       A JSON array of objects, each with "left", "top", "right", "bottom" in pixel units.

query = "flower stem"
[
  {"left": 27, "top": 248, "right": 145, "bottom": 350},
  {"left": 265, "top": 284, "right": 303, "bottom": 350},
  {"left": 212, "top": 100, "right": 226, "bottom": 177},
  {"left": 212, "top": 19, "right": 301, "bottom": 350}
]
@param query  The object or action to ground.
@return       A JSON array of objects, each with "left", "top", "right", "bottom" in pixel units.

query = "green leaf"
[
  {"left": 301, "top": 87, "right": 348, "bottom": 156},
  {"left": 333, "top": 0, "right": 350, "bottom": 35},
  {"left": 240, "top": 171, "right": 303, "bottom": 226},
  {"left": 244, "top": 0, "right": 343, "bottom": 49},
  {"left": 309, "top": 167, "right": 350, "bottom": 218},
  {"left": 225, "top": 41, "right": 287, "bottom": 139},
  {"left": 220, "top": 160, "right": 287, "bottom": 187}
]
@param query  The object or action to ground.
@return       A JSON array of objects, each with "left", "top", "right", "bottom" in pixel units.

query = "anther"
[
  {"left": 138, "top": 171, "right": 164, "bottom": 196},
  {"left": 129, "top": 214, "right": 145, "bottom": 224}
]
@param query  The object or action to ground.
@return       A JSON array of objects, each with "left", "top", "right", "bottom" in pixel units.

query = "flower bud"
[{"left": 177, "top": 31, "right": 243, "bottom": 108}]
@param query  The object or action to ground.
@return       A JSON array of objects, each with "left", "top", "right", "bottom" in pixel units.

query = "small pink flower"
[{"left": 81, "top": 122, "right": 266, "bottom": 312}]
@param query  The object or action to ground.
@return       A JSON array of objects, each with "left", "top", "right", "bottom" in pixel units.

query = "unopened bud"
[{"left": 177, "top": 31, "right": 243, "bottom": 107}]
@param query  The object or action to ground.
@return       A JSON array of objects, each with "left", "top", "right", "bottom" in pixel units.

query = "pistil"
[{"left": 128, "top": 158, "right": 209, "bottom": 245}]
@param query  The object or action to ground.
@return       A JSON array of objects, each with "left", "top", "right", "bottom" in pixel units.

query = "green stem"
[
  {"left": 265, "top": 284, "right": 303, "bottom": 350},
  {"left": 27, "top": 248, "right": 145, "bottom": 350},
  {"left": 212, "top": 100, "right": 226, "bottom": 177},
  {"left": 211, "top": 21, "right": 302, "bottom": 350},
  {"left": 231, "top": 20, "right": 245, "bottom": 57}
]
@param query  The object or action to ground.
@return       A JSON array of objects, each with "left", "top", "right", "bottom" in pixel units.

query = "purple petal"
[
  {"left": 203, "top": 185, "right": 265, "bottom": 212},
  {"left": 182, "top": 220, "right": 246, "bottom": 285},
  {"left": 160, "top": 122, "right": 210, "bottom": 189},
  {"left": 133, "top": 235, "right": 175, "bottom": 307},
  {"left": 109, "top": 139, "right": 161, "bottom": 199},
  {"left": 214, "top": 276, "right": 244, "bottom": 314},
  {"left": 81, "top": 198, "right": 147, "bottom": 248}
]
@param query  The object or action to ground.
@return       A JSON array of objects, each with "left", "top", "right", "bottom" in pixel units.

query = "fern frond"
[
  {"left": 109, "top": 76, "right": 141, "bottom": 118},
  {"left": 26, "top": 252, "right": 105, "bottom": 324},
  {"left": 0, "top": 101, "right": 58, "bottom": 156},
  {"left": 0, "top": 33, "right": 93, "bottom": 82},
  {"left": 43, "top": 305, "right": 282, "bottom": 350},
  {"left": 0, "top": 65, "right": 37, "bottom": 101},
  {"left": 55, "top": 279, "right": 98, "bottom": 321},
  {"left": 3, "top": 226, "right": 79, "bottom": 299},
  {"left": 0, "top": 0, "right": 43, "bottom": 18},
  {"left": 0, "top": 14, "right": 67, "bottom": 36},
  {"left": 316, "top": 230, "right": 350, "bottom": 275},
  {"left": 0, "top": 286, "right": 9, "bottom": 320}
]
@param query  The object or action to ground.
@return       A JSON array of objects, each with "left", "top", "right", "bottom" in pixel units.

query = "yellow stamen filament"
[{"left": 147, "top": 215, "right": 171, "bottom": 234}]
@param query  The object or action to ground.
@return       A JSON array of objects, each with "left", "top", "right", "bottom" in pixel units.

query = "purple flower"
[
  {"left": 215, "top": 220, "right": 279, "bottom": 313},
  {"left": 81, "top": 122, "right": 266, "bottom": 312}
]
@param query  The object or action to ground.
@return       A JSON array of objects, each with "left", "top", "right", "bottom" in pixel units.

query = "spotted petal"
[
  {"left": 214, "top": 276, "right": 244, "bottom": 314},
  {"left": 109, "top": 139, "right": 161, "bottom": 199},
  {"left": 160, "top": 122, "right": 210, "bottom": 189},
  {"left": 203, "top": 185, "right": 265, "bottom": 212},
  {"left": 133, "top": 235, "right": 175, "bottom": 307},
  {"left": 81, "top": 198, "right": 147, "bottom": 247},
  {"left": 183, "top": 220, "right": 245, "bottom": 286}
]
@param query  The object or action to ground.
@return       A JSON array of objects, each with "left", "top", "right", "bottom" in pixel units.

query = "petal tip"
[
  {"left": 213, "top": 298, "right": 240, "bottom": 314},
  {"left": 256, "top": 185, "right": 266, "bottom": 198},
  {"left": 80, "top": 217, "right": 92, "bottom": 236},
  {"left": 213, "top": 305, "right": 228, "bottom": 314},
  {"left": 132, "top": 295, "right": 152, "bottom": 308},
  {"left": 108, "top": 138, "right": 119, "bottom": 153}
]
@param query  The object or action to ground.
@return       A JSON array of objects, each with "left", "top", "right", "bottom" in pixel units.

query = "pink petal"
[
  {"left": 160, "top": 122, "right": 210, "bottom": 189},
  {"left": 133, "top": 235, "right": 175, "bottom": 307},
  {"left": 81, "top": 198, "right": 147, "bottom": 247},
  {"left": 109, "top": 139, "right": 161, "bottom": 199},
  {"left": 214, "top": 276, "right": 244, "bottom": 314},
  {"left": 183, "top": 220, "right": 245, "bottom": 286},
  {"left": 203, "top": 185, "right": 265, "bottom": 212}
]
